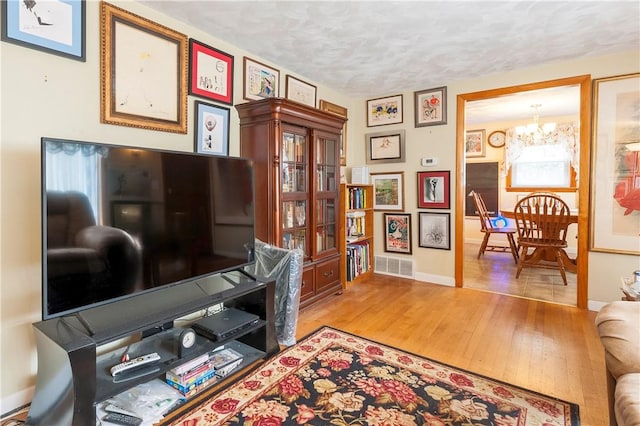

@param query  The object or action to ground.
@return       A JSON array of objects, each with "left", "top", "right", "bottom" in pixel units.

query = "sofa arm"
[{"left": 595, "top": 301, "right": 640, "bottom": 380}]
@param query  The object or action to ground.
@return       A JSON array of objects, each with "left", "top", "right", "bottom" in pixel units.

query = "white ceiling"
[{"left": 141, "top": 1, "right": 639, "bottom": 121}]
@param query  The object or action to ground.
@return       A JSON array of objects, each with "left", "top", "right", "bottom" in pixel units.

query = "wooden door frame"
[{"left": 454, "top": 75, "right": 591, "bottom": 309}]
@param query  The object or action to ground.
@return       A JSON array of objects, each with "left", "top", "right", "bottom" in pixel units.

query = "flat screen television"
[{"left": 41, "top": 137, "right": 255, "bottom": 320}]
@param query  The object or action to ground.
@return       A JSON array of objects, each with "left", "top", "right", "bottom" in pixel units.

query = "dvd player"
[{"left": 192, "top": 307, "right": 260, "bottom": 341}]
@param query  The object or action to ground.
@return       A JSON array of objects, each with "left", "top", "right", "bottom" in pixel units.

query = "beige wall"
[{"left": 0, "top": 0, "right": 638, "bottom": 413}]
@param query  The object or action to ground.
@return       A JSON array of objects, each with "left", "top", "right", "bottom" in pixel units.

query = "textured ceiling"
[{"left": 142, "top": 0, "right": 640, "bottom": 102}]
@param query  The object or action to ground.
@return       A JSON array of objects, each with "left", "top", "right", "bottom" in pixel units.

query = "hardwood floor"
[
  {"left": 463, "top": 241, "right": 578, "bottom": 305},
  {"left": 297, "top": 274, "right": 607, "bottom": 426}
]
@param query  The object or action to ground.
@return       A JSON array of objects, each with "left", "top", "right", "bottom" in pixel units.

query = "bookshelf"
[{"left": 339, "top": 183, "right": 374, "bottom": 285}]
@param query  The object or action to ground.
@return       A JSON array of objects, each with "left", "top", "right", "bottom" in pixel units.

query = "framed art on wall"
[
  {"left": 285, "top": 75, "right": 317, "bottom": 107},
  {"left": 590, "top": 72, "right": 640, "bottom": 255},
  {"left": 319, "top": 99, "right": 348, "bottom": 166},
  {"left": 365, "top": 130, "right": 405, "bottom": 164},
  {"left": 371, "top": 172, "right": 404, "bottom": 211},
  {"left": 414, "top": 86, "right": 447, "bottom": 127},
  {"left": 189, "top": 39, "right": 234, "bottom": 105},
  {"left": 194, "top": 101, "right": 230, "bottom": 156},
  {"left": 100, "top": 2, "right": 188, "bottom": 133},
  {"left": 417, "top": 170, "right": 450, "bottom": 209},
  {"left": 243, "top": 56, "right": 279, "bottom": 101},
  {"left": 418, "top": 212, "right": 451, "bottom": 250},
  {"left": 465, "top": 129, "right": 486, "bottom": 157},
  {"left": 383, "top": 213, "right": 412, "bottom": 254},
  {"left": 1, "top": 0, "right": 86, "bottom": 61},
  {"left": 366, "top": 94, "right": 403, "bottom": 127}
]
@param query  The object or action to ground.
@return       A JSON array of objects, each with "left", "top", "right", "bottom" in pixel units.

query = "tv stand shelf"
[{"left": 26, "top": 270, "right": 278, "bottom": 426}]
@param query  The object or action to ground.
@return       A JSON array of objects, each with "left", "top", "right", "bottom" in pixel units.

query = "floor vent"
[{"left": 374, "top": 255, "right": 414, "bottom": 278}]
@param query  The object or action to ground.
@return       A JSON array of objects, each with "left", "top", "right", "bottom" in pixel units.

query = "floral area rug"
[{"left": 169, "top": 326, "right": 579, "bottom": 425}]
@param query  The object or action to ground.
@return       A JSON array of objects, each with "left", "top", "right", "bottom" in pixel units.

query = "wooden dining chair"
[
  {"left": 470, "top": 190, "right": 519, "bottom": 264},
  {"left": 513, "top": 193, "right": 571, "bottom": 285}
]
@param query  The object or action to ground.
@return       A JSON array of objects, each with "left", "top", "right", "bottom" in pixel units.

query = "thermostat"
[{"left": 421, "top": 157, "right": 438, "bottom": 167}]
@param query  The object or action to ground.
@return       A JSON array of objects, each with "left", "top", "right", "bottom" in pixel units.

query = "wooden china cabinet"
[{"left": 236, "top": 98, "right": 346, "bottom": 309}]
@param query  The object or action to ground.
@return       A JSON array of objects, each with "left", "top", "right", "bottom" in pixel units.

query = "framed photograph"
[
  {"left": 383, "top": 213, "right": 412, "bottom": 254},
  {"left": 319, "top": 100, "right": 348, "bottom": 166},
  {"left": 465, "top": 129, "right": 486, "bottom": 157},
  {"left": 189, "top": 39, "right": 233, "bottom": 105},
  {"left": 366, "top": 94, "right": 403, "bottom": 127},
  {"left": 371, "top": 172, "right": 404, "bottom": 211},
  {"left": 366, "top": 130, "right": 405, "bottom": 164},
  {"left": 194, "top": 101, "right": 230, "bottom": 156},
  {"left": 419, "top": 212, "right": 451, "bottom": 250},
  {"left": 100, "top": 2, "right": 188, "bottom": 133},
  {"left": 243, "top": 56, "right": 279, "bottom": 101},
  {"left": 286, "top": 75, "right": 317, "bottom": 107},
  {"left": 590, "top": 72, "right": 640, "bottom": 255},
  {"left": 1, "top": 0, "right": 86, "bottom": 61},
  {"left": 414, "top": 86, "right": 447, "bottom": 127},
  {"left": 417, "top": 171, "right": 450, "bottom": 209}
]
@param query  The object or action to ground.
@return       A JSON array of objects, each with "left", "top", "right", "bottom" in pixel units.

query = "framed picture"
[
  {"left": 189, "top": 39, "right": 234, "bottom": 105},
  {"left": 366, "top": 94, "right": 403, "bottom": 127},
  {"left": 285, "top": 75, "right": 317, "bottom": 107},
  {"left": 414, "top": 86, "right": 447, "bottom": 127},
  {"left": 417, "top": 171, "right": 450, "bottom": 209},
  {"left": 1, "top": 0, "right": 86, "bottom": 61},
  {"left": 319, "top": 100, "right": 348, "bottom": 166},
  {"left": 100, "top": 2, "right": 188, "bottom": 133},
  {"left": 418, "top": 212, "right": 451, "bottom": 250},
  {"left": 383, "top": 213, "right": 412, "bottom": 254},
  {"left": 243, "top": 56, "right": 279, "bottom": 101},
  {"left": 194, "top": 101, "right": 230, "bottom": 156},
  {"left": 366, "top": 130, "right": 406, "bottom": 164},
  {"left": 371, "top": 172, "right": 404, "bottom": 211},
  {"left": 590, "top": 72, "right": 640, "bottom": 255},
  {"left": 465, "top": 129, "right": 486, "bottom": 157}
]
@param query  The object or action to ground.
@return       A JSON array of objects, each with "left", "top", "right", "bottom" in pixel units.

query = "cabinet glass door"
[
  {"left": 315, "top": 134, "right": 339, "bottom": 254},
  {"left": 282, "top": 132, "right": 306, "bottom": 193},
  {"left": 282, "top": 200, "right": 306, "bottom": 252}
]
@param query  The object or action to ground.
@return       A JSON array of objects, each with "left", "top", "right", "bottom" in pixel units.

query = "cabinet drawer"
[
  {"left": 315, "top": 258, "right": 340, "bottom": 292},
  {"left": 300, "top": 267, "right": 315, "bottom": 301}
]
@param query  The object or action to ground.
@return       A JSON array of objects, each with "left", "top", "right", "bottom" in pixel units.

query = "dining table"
[{"left": 500, "top": 208, "right": 579, "bottom": 273}]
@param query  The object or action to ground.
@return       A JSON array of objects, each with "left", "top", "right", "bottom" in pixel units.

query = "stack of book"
[{"left": 166, "top": 347, "right": 243, "bottom": 398}]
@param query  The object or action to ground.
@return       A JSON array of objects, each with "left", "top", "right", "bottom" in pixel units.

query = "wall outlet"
[{"left": 421, "top": 157, "right": 438, "bottom": 166}]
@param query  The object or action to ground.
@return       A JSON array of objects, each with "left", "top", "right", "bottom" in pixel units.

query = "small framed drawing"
[
  {"left": 414, "top": 86, "right": 447, "bottom": 127},
  {"left": 417, "top": 171, "right": 450, "bottom": 209},
  {"left": 1, "top": 0, "right": 86, "bottom": 61},
  {"left": 465, "top": 129, "right": 486, "bottom": 158},
  {"left": 194, "top": 101, "right": 229, "bottom": 156},
  {"left": 366, "top": 130, "right": 405, "bottom": 164},
  {"left": 419, "top": 212, "right": 451, "bottom": 250},
  {"left": 371, "top": 172, "right": 404, "bottom": 211},
  {"left": 243, "top": 56, "right": 279, "bottom": 101},
  {"left": 189, "top": 39, "right": 234, "bottom": 105},
  {"left": 285, "top": 75, "right": 317, "bottom": 107},
  {"left": 384, "top": 213, "right": 412, "bottom": 254},
  {"left": 100, "top": 2, "right": 188, "bottom": 133},
  {"left": 319, "top": 100, "right": 348, "bottom": 166},
  {"left": 366, "top": 94, "right": 403, "bottom": 127}
]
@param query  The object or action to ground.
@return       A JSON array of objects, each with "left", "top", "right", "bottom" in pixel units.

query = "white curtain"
[{"left": 505, "top": 121, "right": 580, "bottom": 178}]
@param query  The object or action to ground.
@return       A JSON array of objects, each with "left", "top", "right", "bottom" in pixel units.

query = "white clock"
[
  {"left": 179, "top": 328, "right": 197, "bottom": 357},
  {"left": 488, "top": 130, "right": 506, "bottom": 148}
]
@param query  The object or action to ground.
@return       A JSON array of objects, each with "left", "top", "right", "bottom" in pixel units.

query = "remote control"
[
  {"left": 102, "top": 412, "right": 143, "bottom": 426},
  {"left": 110, "top": 353, "right": 161, "bottom": 377},
  {"left": 104, "top": 404, "right": 139, "bottom": 417}
]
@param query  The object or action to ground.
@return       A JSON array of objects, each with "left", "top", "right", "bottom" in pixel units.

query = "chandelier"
[{"left": 514, "top": 104, "right": 557, "bottom": 145}]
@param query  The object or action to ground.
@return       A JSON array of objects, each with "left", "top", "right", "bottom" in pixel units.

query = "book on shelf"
[{"left": 166, "top": 368, "right": 218, "bottom": 396}]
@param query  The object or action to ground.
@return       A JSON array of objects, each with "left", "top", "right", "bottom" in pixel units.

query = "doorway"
[{"left": 454, "top": 75, "right": 591, "bottom": 309}]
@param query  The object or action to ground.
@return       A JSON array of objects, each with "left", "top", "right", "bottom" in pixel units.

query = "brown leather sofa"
[{"left": 595, "top": 301, "right": 640, "bottom": 426}]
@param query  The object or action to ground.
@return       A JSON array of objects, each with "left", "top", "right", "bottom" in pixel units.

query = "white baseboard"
[
  {"left": 0, "top": 386, "right": 33, "bottom": 419},
  {"left": 413, "top": 272, "right": 455, "bottom": 287}
]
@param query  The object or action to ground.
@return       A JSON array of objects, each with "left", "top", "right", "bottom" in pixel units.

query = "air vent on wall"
[{"left": 374, "top": 255, "right": 414, "bottom": 279}]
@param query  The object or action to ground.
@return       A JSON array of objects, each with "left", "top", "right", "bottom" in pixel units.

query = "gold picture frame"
[
  {"left": 590, "top": 72, "right": 640, "bottom": 254},
  {"left": 319, "top": 100, "right": 348, "bottom": 166},
  {"left": 100, "top": 2, "right": 188, "bottom": 133}
]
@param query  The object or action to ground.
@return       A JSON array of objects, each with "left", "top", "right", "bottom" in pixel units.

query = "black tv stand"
[{"left": 26, "top": 270, "right": 278, "bottom": 426}]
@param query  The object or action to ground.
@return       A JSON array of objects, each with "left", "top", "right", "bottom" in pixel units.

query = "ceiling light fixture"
[{"left": 514, "top": 104, "right": 557, "bottom": 144}]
